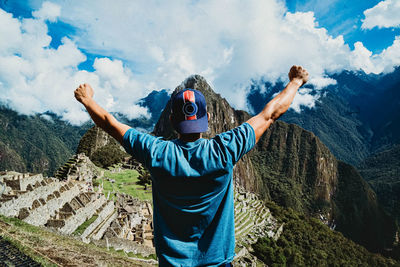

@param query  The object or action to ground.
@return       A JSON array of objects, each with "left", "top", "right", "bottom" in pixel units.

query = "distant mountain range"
[
  {"left": 247, "top": 67, "right": 400, "bottom": 165},
  {"left": 0, "top": 89, "right": 169, "bottom": 175}
]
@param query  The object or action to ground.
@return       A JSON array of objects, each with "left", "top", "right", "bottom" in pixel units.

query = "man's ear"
[{"left": 207, "top": 112, "right": 210, "bottom": 121}]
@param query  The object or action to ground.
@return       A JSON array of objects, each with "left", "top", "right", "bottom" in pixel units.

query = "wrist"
[
  {"left": 290, "top": 78, "right": 303, "bottom": 87},
  {"left": 81, "top": 97, "right": 93, "bottom": 107}
]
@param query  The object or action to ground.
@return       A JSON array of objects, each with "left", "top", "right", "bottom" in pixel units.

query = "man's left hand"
[{"left": 74, "top": 83, "right": 94, "bottom": 104}]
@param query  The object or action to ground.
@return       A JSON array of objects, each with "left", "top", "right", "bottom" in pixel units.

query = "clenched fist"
[
  {"left": 289, "top": 65, "right": 309, "bottom": 86},
  {"left": 74, "top": 83, "right": 94, "bottom": 104}
]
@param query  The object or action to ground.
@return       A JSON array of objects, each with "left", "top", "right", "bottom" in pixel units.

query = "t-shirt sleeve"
[
  {"left": 215, "top": 122, "right": 256, "bottom": 166},
  {"left": 122, "top": 128, "right": 160, "bottom": 166}
]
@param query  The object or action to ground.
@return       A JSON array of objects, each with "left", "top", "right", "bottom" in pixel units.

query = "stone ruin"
[
  {"left": 0, "top": 165, "right": 281, "bottom": 265},
  {"left": 0, "top": 170, "right": 155, "bottom": 257},
  {"left": 91, "top": 193, "right": 156, "bottom": 257},
  {"left": 104, "top": 194, "right": 153, "bottom": 246},
  {"left": 232, "top": 187, "right": 283, "bottom": 267},
  {"left": 55, "top": 153, "right": 101, "bottom": 182}
]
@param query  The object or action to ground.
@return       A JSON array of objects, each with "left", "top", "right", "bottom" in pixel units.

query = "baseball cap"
[{"left": 171, "top": 89, "right": 208, "bottom": 134}]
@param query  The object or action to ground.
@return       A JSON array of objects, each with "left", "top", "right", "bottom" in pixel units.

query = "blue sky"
[
  {"left": 1, "top": 0, "right": 400, "bottom": 124},
  {"left": 285, "top": 0, "right": 400, "bottom": 53}
]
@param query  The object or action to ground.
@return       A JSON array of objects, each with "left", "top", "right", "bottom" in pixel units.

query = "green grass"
[
  {"left": 98, "top": 169, "right": 152, "bottom": 201},
  {"left": 0, "top": 214, "right": 153, "bottom": 266},
  {"left": 109, "top": 247, "right": 157, "bottom": 261},
  {"left": 73, "top": 215, "right": 98, "bottom": 235}
]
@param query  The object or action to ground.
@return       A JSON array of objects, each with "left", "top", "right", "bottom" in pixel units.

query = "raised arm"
[
  {"left": 74, "top": 83, "right": 130, "bottom": 144},
  {"left": 246, "top": 65, "right": 309, "bottom": 143}
]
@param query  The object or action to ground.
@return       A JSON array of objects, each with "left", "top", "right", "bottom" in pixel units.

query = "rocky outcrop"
[
  {"left": 252, "top": 121, "right": 338, "bottom": 216},
  {"left": 76, "top": 127, "right": 128, "bottom": 168},
  {"left": 77, "top": 126, "right": 120, "bottom": 158}
]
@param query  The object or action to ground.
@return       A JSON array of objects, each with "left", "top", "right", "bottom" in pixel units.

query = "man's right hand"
[
  {"left": 74, "top": 83, "right": 94, "bottom": 105},
  {"left": 288, "top": 65, "right": 309, "bottom": 86}
]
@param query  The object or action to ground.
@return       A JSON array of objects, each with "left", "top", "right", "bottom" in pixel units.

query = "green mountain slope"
[
  {"left": 359, "top": 145, "right": 400, "bottom": 225},
  {"left": 253, "top": 202, "right": 398, "bottom": 266},
  {"left": 0, "top": 107, "right": 89, "bottom": 175},
  {"left": 251, "top": 120, "right": 396, "bottom": 253}
]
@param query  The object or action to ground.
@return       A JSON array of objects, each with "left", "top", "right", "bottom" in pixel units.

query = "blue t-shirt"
[{"left": 123, "top": 123, "right": 256, "bottom": 267}]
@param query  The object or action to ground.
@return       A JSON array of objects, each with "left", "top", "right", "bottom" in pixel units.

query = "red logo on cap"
[{"left": 183, "top": 90, "right": 197, "bottom": 120}]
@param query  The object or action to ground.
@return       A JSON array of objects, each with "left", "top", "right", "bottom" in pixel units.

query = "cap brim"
[{"left": 174, "top": 115, "right": 208, "bottom": 134}]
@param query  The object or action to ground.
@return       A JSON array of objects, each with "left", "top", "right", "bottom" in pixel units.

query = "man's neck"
[{"left": 178, "top": 133, "right": 202, "bottom": 142}]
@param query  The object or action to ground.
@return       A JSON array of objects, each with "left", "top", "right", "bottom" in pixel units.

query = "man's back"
[{"left": 123, "top": 123, "right": 256, "bottom": 266}]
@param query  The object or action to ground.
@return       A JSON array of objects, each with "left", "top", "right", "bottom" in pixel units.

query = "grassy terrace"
[
  {"left": 0, "top": 215, "right": 154, "bottom": 266},
  {"left": 97, "top": 169, "right": 152, "bottom": 201},
  {"left": 73, "top": 215, "right": 98, "bottom": 236}
]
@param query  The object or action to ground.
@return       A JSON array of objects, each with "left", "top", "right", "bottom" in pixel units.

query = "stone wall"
[
  {"left": 0, "top": 176, "right": 63, "bottom": 217},
  {"left": 81, "top": 200, "right": 116, "bottom": 241},
  {"left": 48, "top": 193, "right": 107, "bottom": 235},
  {"left": 24, "top": 183, "right": 80, "bottom": 226}
]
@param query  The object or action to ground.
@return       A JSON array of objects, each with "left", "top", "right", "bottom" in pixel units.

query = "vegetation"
[
  {"left": 73, "top": 215, "right": 99, "bottom": 236},
  {"left": 92, "top": 143, "right": 128, "bottom": 168},
  {"left": 253, "top": 202, "right": 399, "bottom": 266},
  {"left": 99, "top": 169, "right": 152, "bottom": 201},
  {"left": 0, "top": 107, "right": 89, "bottom": 175},
  {"left": 137, "top": 168, "right": 152, "bottom": 190},
  {"left": 249, "top": 120, "right": 397, "bottom": 254},
  {"left": 0, "top": 215, "right": 152, "bottom": 266},
  {"left": 359, "top": 145, "right": 400, "bottom": 223}
]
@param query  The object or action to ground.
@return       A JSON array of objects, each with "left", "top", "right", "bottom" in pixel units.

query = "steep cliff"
[
  {"left": 252, "top": 121, "right": 338, "bottom": 215},
  {"left": 249, "top": 116, "right": 395, "bottom": 253},
  {"left": 359, "top": 145, "right": 400, "bottom": 225}
]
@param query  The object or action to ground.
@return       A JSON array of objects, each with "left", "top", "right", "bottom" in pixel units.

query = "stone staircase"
[
  {"left": 81, "top": 200, "right": 117, "bottom": 241},
  {"left": 55, "top": 155, "right": 80, "bottom": 180},
  {"left": 54, "top": 153, "right": 100, "bottom": 182},
  {"left": 234, "top": 188, "right": 281, "bottom": 246}
]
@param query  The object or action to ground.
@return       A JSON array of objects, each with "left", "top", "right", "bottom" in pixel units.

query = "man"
[{"left": 75, "top": 65, "right": 308, "bottom": 266}]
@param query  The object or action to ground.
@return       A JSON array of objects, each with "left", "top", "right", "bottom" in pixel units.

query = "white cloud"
[
  {"left": 362, "top": 0, "right": 400, "bottom": 29},
  {"left": 309, "top": 77, "right": 337, "bottom": 89},
  {"left": 290, "top": 88, "right": 320, "bottom": 113},
  {"left": 49, "top": 0, "right": 361, "bottom": 110},
  {"left": 0, "top": 6, "right": 151, "bottom": 125},
  {"left": 2, "top": 0, "right": 400, "bottom": 123},
  {"left": 350, "top": 37, "right": 400, "bottom": 74},
  {"left": 32, "top": 1, "right": 61, "bottom": 22}
]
